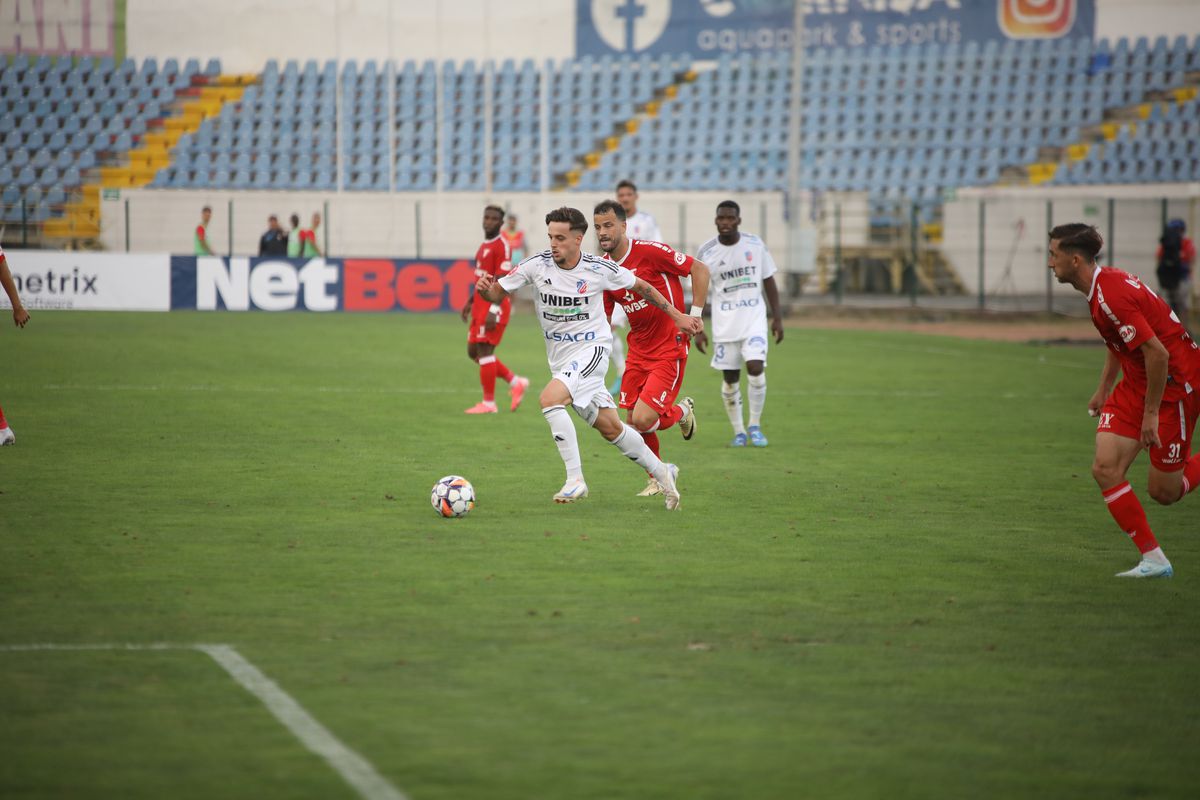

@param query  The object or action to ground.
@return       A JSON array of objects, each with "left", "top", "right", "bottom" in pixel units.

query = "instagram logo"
[{"left": 999, "top": 0, "right": 1076, "bottom": 39}]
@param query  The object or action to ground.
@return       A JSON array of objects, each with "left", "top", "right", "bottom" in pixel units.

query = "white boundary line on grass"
[{"left": 0, "top": 643, "right": 407, "bottom": 800}]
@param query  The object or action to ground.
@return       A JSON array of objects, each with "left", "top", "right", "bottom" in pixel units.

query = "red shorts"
[
  {"left": 467, "top": 303, "right": 510, "bottom": 345},
  {"left": 617, "top": 355, "right": 687, "bottom": 413},
  {"left": 1098, "top": 380, "right": 1200, "bottom": 471}
]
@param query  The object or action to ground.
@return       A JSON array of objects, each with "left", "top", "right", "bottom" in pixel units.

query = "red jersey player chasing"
[
  {"left": 1049, "top": 224, "right": 1200, "bottom": 578},
  {"left": 594, "top": 199, "right": 711, "bottom": 496},
  {"left": 461, "top": 205, "right": 529, "bottom": 413}
]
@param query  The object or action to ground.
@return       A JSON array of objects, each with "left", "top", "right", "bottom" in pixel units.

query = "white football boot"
[
  {"left": 553, "top": 478, "right": 589, "bottom": 504},
  {"left": 636, "top": 474, "right": 662, "bottom": 497},
  {"left": 1115, "top": 558, "right": 1174, "bottom": 578},
  {"left": 678, "top": 397, "right": 697, "bottom": 441},
  {"left": 656, "top": 462, "right": 680, "bottom": 510}
]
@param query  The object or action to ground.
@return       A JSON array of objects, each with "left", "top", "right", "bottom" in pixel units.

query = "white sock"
[
  {"left": 1144, "top": 546, "right": 1170, "bottom": 565},
  {"left": 609, "top": 422, "right": 667, "bottom": 480},
  {"left": 747, "top": 372, "right": 766, "bottom": 428},
  {"left": 610, "top": 329, "right": 626, "bottom": 372},
  {"left": 722, "top": 381, "right": 745, "bottom": 435},
  {"left": 542, "top": 405, "right": 583, "bottom": 481}
]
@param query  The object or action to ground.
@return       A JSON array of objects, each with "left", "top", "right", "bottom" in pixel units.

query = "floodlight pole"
[{"left": 785, "top": 2, "right": 806, "bottom": 287}]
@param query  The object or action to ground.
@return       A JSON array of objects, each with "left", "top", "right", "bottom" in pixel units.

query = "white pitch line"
[{"left": 0, "top": 643, "right": 408, "bottom": 800}]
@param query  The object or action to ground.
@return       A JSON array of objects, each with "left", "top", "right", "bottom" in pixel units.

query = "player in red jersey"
[
  {"left": 0, "top": 244, "right": 31, "bottom": 445},
  {"left": 1049, "top": 224, "right": 1200, "bottom": 578},
  {"left": 594, "top": 199, "right": 711, "bottom": 496},
  {"left": 461, "top": 205, "right": 529, "bottom": 414}
]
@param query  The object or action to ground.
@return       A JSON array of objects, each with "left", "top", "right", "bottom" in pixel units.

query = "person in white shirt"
[
  {"left": 609, "top": 180, "right": 664, "bottom": 394},
  {"left": 475, "top": 207, "right": 703, "bottom": 508},
  {"left": 0, "top": 244, "right": 31, "bottom": 445},
  {"left": 696, "top": 200, "right": 784, "bottom": 447}
]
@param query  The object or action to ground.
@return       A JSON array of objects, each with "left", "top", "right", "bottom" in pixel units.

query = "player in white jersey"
[
  {"left": 0, "top": 244, "right": 31, "bottom": 445},
  {"left": 476, "top": 207, "right": 703, "bottom": 508},
  {"left": 696, "top": 200, "right": 784, "bottom": 447},
  {"left": 609, "top": 180, "right": 663, "bottom": 393}
]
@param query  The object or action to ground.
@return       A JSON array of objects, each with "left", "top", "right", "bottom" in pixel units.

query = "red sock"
[
  {"left": 1103, "top": 482, "right": 1159, "bottom": 554},
  {"left": 642, "top": 431, "right": 660, "bottom": 458},
  {"left": 1182, "top": 453, "right": 1200, "bottom": 497},
  {"left": 478, "top": 356, "right": 497, "bottom": 403},
  {"left": 493, "top": 358, "right": 515, "bottom": 383},
  {"left": 657, "top": 404, "right": 684, "bottom": 431},
  {"left": 0, "top": 404, "right": 6, "bottom": 428}
]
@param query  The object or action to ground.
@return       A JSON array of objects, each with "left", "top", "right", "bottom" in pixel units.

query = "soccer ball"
[{"left": 431, "top": 475, "right": 475, "bottom": 518}]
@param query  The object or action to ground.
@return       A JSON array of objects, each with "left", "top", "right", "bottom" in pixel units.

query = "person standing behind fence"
[
  {"left": 1156, "top": 218, "right": 1195, "bottom": 333},
  {"left": 258, "top": 214, "right": 288, "bottom": 257},
  {"left": 194, "top": 206, "right": 214, "bottom": 255},
  {"left": 502, "top": 213, "right": 526, "bottom": 263},
  {"left": 287, "top": 213, "right": 302, "bottom": 257},
  {"left": 299, "top": 212, "right": 323, "bottom": 257}
]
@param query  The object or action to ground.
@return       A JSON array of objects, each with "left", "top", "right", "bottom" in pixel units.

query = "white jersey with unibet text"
[
  {"left": 498, "top": 250, "right": 636, "bottom": 372},
  {"left": 697, "top": 232, "right": 778, "bottom": 342},
  {"left": 626, "top": 211, "right": 662, "bottom": 243}
]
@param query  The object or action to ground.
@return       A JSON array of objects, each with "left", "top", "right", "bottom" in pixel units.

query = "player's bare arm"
[
  {"left": 630, "top": 278, "right": 703, "bottom": 336},
  {"left": 476, "top": 273, "right": 509, "bottom": 304},
  {"left": 1088, "top": 350, "right": 1120, "bottom": 417},
  {"left": 1138, "top": 336, "right": 1170, "bottom": 448},
  {"left": 0, "top": 255, "right": 30, "bottom": 328},
  {"left": 764, "top": 275, "right": 784, "bottom": 343},
  {"left": 689, "top": 260, "right": 711, "bottom": 353}
]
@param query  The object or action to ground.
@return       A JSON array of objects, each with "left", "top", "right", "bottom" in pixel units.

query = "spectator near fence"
[
  {"left": 258, "top": 214, "right": 288, "bottom": 257},
  {"left": 194, "top": 206, "right": 214, "bottom": 256},
  {"left": 1156, "top": 218, "right": 1195, "bottom": 331}
]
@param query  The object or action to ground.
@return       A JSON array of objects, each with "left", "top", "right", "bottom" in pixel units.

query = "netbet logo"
[{"left": 198, "top": 257, "right": 338, "bottom": 311}]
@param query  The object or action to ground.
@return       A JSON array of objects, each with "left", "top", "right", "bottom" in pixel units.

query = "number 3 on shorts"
[{"left": 715, "top": 344, "right": 725, "bottom": 360}]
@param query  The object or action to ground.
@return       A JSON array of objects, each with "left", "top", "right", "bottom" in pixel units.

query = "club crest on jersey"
[
  {"left": 1119, "top": 324, "right": 1137, "bottom": 343},
  {"left": 745, "top": 251, "right": 753, "bottom": 262},
  {"left": 576, "top": 279, "right": 588, "bottom": 294}
]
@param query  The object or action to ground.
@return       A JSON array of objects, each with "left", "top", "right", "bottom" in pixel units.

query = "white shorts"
[
  {"left": 710, "top": 329, "right": 769, "bottom": 371},
  {"left": 552, "top": 346, "right": 616, "bottom": 419}
]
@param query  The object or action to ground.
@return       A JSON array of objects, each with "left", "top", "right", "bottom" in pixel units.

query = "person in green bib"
[
  {"left": 286, "top": 213, "right": 302, "bottom": 257},
  {"left": 194, "top": 206, "right": 214, "bottom": 255},
  {"left": 298, "top": 212, "right": 323, "bottom": 257}
]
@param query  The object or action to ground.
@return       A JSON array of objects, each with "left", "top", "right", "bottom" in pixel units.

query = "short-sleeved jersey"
[
  {"left": 602, "top": 239, "right": 694, "bottom": 361},
  {"left": 1088, "top": 266, "right": 1200, "bottom": 402},
  {"left": 194, "top": 224, "right": 209, "bottom": 255},
  {"left": 626, "top": 211, "right": 662, "bottom": 243},
  {"left": 498, "top": 250, "right": 636, "bottom": 372},
  {"left": 472, "top": 234, "right": 512, "bottom": 313},
  {"left": 697, "top": 232, "right": 778, "bottom": 342}
]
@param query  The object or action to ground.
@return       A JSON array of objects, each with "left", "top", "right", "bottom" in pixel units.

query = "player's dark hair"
[
  {"left": 593, "top": 199, "right": 626, "bottom": 221},
  {"left": 202, "top": 205, "right": 212, "bottom": 213},
  {"left": 484, "top": 204, "right": 505, "bottom": 218},
  {"left": 616, "top": 179, "right": 637, "bottom": 193},
  {"left": 546, "top": 207, "right": 588, "bottom": 235},
  {"left": 717, "top": 200, "right": 740, "bottom": 215},
  {"left": 1049, "top": 223, "right": 1103, "bottom": 260},
  {"left": 290, "top": 213, "right": 300, "bottom": 227}
]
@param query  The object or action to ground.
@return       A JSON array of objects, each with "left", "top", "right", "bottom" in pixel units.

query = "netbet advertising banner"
[
  {"left": 576, "top": 0, "right": 1096, "bottom": 57},
  {"left": 170, "top": 256, "right": 478, "bottom": 312},
  {"left": 0, "top": 250, "right": 169, "bottom": 311}
]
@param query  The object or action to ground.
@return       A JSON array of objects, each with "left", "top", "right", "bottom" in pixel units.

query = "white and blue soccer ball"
[{"left": 431, "top": 475, "right": 475, "bottom": 518}]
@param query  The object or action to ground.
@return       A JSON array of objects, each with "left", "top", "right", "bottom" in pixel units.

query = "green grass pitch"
[{"left": 1, "top": 310, "right": 1197, "bottom": 799}]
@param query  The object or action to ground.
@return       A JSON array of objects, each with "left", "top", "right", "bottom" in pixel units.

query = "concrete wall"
[
  {"left": 942, "top": 184, "right": 1200, "bottom": 296},
  {"left": 101, "top": 189, "right": 810, "bottom": 262}
]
